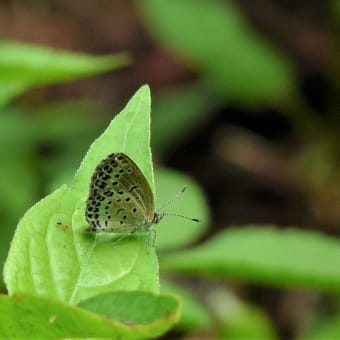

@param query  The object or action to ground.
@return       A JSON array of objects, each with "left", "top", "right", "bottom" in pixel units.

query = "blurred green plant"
[
  {"left": 0, "top": 40, "right": 129, "bottom": 107},
  {"left": 139, "top": 0, "right": 294, "bottom": 106},
  {"left": 161, "top": 226, "right": 340, "bottom": 292}
]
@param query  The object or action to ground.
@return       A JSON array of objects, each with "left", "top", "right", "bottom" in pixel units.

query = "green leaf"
[
  {"left": 161, "top": 281, "right": 212, "bottom": 331},
  {"left": 161, "top": 226, "right": 340, "bottom": 292},
  {"left": 4, "top": 85, "right": 159, "bottom": 304},
  {"left": 79, "top": 291, "right": 180, "bottom": 327},
  {"left": 139, "top": 0, "right": 294, "bottom": 105},
  {"left": 0, "top": 82, "right": 29, "bottom": 106},
  {"left": 0, "top": 40, "right": 130, "bottom": 106},
  {"left": 154, "top": 168, "right": 210, "bottom": 250},
  {"left": 0, "top": 293, "right": 179, "bottom": 339}
]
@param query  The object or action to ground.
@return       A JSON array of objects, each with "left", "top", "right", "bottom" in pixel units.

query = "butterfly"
[{"left": 85, "top": 152, "right": 199, "bottom": 243}]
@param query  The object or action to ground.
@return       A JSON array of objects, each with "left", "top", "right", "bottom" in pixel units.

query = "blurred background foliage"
[{"left": 0, "top": 0, "right": 339, "bottom": 338}]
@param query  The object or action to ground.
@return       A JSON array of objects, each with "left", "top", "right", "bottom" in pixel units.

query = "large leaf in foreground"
[
  {"left": 0, "top": 292, "right": 180, "bottom": 339},
  {"left": 4, "top": 86, "right": 159, "bottom": 304}
]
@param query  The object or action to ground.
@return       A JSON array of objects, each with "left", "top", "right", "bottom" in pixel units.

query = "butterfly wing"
[{"left": 86, "top": 152, "right": 155, "bottom": 233}]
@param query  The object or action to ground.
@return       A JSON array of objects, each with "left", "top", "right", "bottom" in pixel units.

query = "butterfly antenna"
[
  {"left": 157, "top": 186, "right": 200, "bottom": 222},
  {"left": 157, "top": 186, "right": 188, "bottom": 211},
  {"left": 163, "top": 212, "right": 200, "bottom": 222}
]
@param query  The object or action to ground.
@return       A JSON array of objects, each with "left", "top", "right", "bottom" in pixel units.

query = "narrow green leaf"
[
  {"left": 0, "top": 40, "right": 130, "bottom": 106},
  {"left": 161, "top": 226, "right": 340, "bottom": 292},
  {"left": 0, "top": 293, "right": 178, "bottom": 339},
  {"left": 0, "top": 82, "right": 30, "bottom": 106},
  {"left": 139, "top": 0, "right": 294, "bottom": 105},
  {"left": 4, "top": 86, "right": 159, "bottom": 304}
]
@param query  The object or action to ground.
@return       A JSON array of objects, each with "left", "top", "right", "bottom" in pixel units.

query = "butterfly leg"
[{"left": 147, "top": 229, "right": 157, "bottom": 247}]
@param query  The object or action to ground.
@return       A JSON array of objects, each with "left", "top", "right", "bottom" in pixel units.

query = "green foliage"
[
  {"left": 139, "top": 0, "right": 294, "bottom": 105},
  {"left": 4, "top": 86, "right": 158, "bottom": 301},
  {"left": 0, "top": 293, "right": 180, "bottom": 339},
  {"left": 2, "top": 86, "right": 181, "bottom": 338},
  {"left": 0, "top": 40, "right": 129, "bottom": 106},
  {"left": 161, "top": 226, "right": 340, "bottom": 292}
]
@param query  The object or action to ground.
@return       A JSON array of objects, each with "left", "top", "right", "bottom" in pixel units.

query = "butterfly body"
[{"left": 86, "top": 152, "right": 163, "bottom": 234}]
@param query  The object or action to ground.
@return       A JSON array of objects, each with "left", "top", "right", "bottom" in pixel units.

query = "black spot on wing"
[{"left": 129, "top": 185, "right": 139, "bottom": 192}]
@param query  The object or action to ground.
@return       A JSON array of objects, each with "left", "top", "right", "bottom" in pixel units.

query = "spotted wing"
[{"left": 85, "top": 152, "right": 155, "bottom": 233}]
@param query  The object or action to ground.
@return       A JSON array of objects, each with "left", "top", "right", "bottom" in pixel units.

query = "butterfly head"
[{"left": 152, "top": 212, "right": 164, "bottom": 224}]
